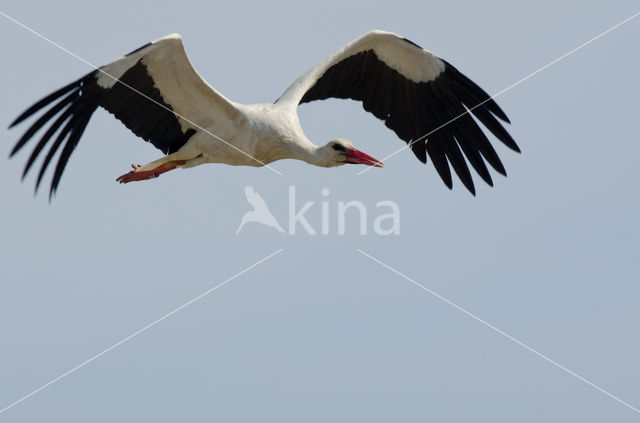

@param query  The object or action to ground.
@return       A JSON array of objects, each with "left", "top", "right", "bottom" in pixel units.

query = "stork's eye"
[{"left": 331, "top": 143, "right": 347, "bottom": 152}]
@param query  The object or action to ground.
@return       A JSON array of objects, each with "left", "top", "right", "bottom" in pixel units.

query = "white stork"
[{"left": 9, "top": 30, "right": 519, "bottom": 198}]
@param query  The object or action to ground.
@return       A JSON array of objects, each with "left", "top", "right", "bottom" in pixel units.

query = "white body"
[{"left": 180, "top": 102, "right": 314, "bottom": 168}]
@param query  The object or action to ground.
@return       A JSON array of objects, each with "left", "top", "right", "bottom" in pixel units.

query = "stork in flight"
[{"left": 9, "top": 30, "right": 519, "bottom": 198}]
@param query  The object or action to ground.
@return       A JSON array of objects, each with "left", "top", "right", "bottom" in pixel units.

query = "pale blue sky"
[{"left": 1, "top": 1, "right": 639, "bottom": 421}]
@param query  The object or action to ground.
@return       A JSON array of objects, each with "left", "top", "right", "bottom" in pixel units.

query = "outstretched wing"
[
  {"left": 276, "top": 30, "right": 519, "bottom": 194},
  {"left": 9, "top": 33, "right": 239, "bottom": 197}
]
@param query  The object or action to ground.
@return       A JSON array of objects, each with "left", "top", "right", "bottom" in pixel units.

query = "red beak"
[{"left": 345, "top": 148, "right": 383, "bottom": 167}]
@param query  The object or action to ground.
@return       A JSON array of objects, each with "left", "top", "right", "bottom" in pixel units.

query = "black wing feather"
[
  {"left": 50, "top": 111, "right": 94, "bottom": 197},
  {"left": 10, "top": 90, "right": 77, "bottom": 157},
  {"left": 440, "top": 89, "right": 493, "bottom": 186},
  {"left": 9, "top": 56, "right": 196, "bottom": 197},
  {"left": 299, "top": 47, "right": 519, "bottom": 193},
  {"left": 427, "top": 133, "right": 453, "bottom": 190},
  {"left": 36, "top": 110, "right": 79, "bottom": 191},
  {"left": 23, "top": 102, "right": 76, "bottom": 179},
  {"left": 443, "top": 60, "right": 510, "bottom": 123}
]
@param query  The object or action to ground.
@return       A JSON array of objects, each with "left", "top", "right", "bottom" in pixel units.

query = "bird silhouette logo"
[{"left": 236, "top": 186, "right": 285, "bottom": 234}]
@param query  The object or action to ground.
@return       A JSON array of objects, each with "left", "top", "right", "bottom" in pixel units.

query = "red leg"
[{"left": 116, "top": 160, "right": 186, "bottom": 184}]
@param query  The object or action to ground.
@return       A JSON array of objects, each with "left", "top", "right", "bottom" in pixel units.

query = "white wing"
[
  {"left": 277, "top": 30, "right": 519, "bottom": 194},
  {"left": 10, "top": 33, "right": 239, "bottom": 196},
  {"left": 277, "top": 30, "right": 445, "bottom": 106}
]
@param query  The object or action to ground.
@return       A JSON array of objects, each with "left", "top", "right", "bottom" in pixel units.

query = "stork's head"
[{"left": 319, "top": 138, "right": 383, "bottom": 168}]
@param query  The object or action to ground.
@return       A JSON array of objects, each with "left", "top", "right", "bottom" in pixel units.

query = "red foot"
[{"left": 116, "top": 161, "right": 185, "bottom": 184}]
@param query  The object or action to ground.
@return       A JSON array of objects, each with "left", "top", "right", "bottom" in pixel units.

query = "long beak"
[{"left": 345, "top": 148, "right": 383, "bottom": 167}]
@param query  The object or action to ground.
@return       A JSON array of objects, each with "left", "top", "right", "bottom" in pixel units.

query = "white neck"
[{"left": 294, "top": 141, "right": 336, "bottom": 168}]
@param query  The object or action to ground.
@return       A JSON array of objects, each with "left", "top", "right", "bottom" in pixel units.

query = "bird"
[
  {"left": 8, "top": 30, "right": 519, "bottom": 198},
  {"left": 236, "top": 185, "right": 285, "bottom": 234}
]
